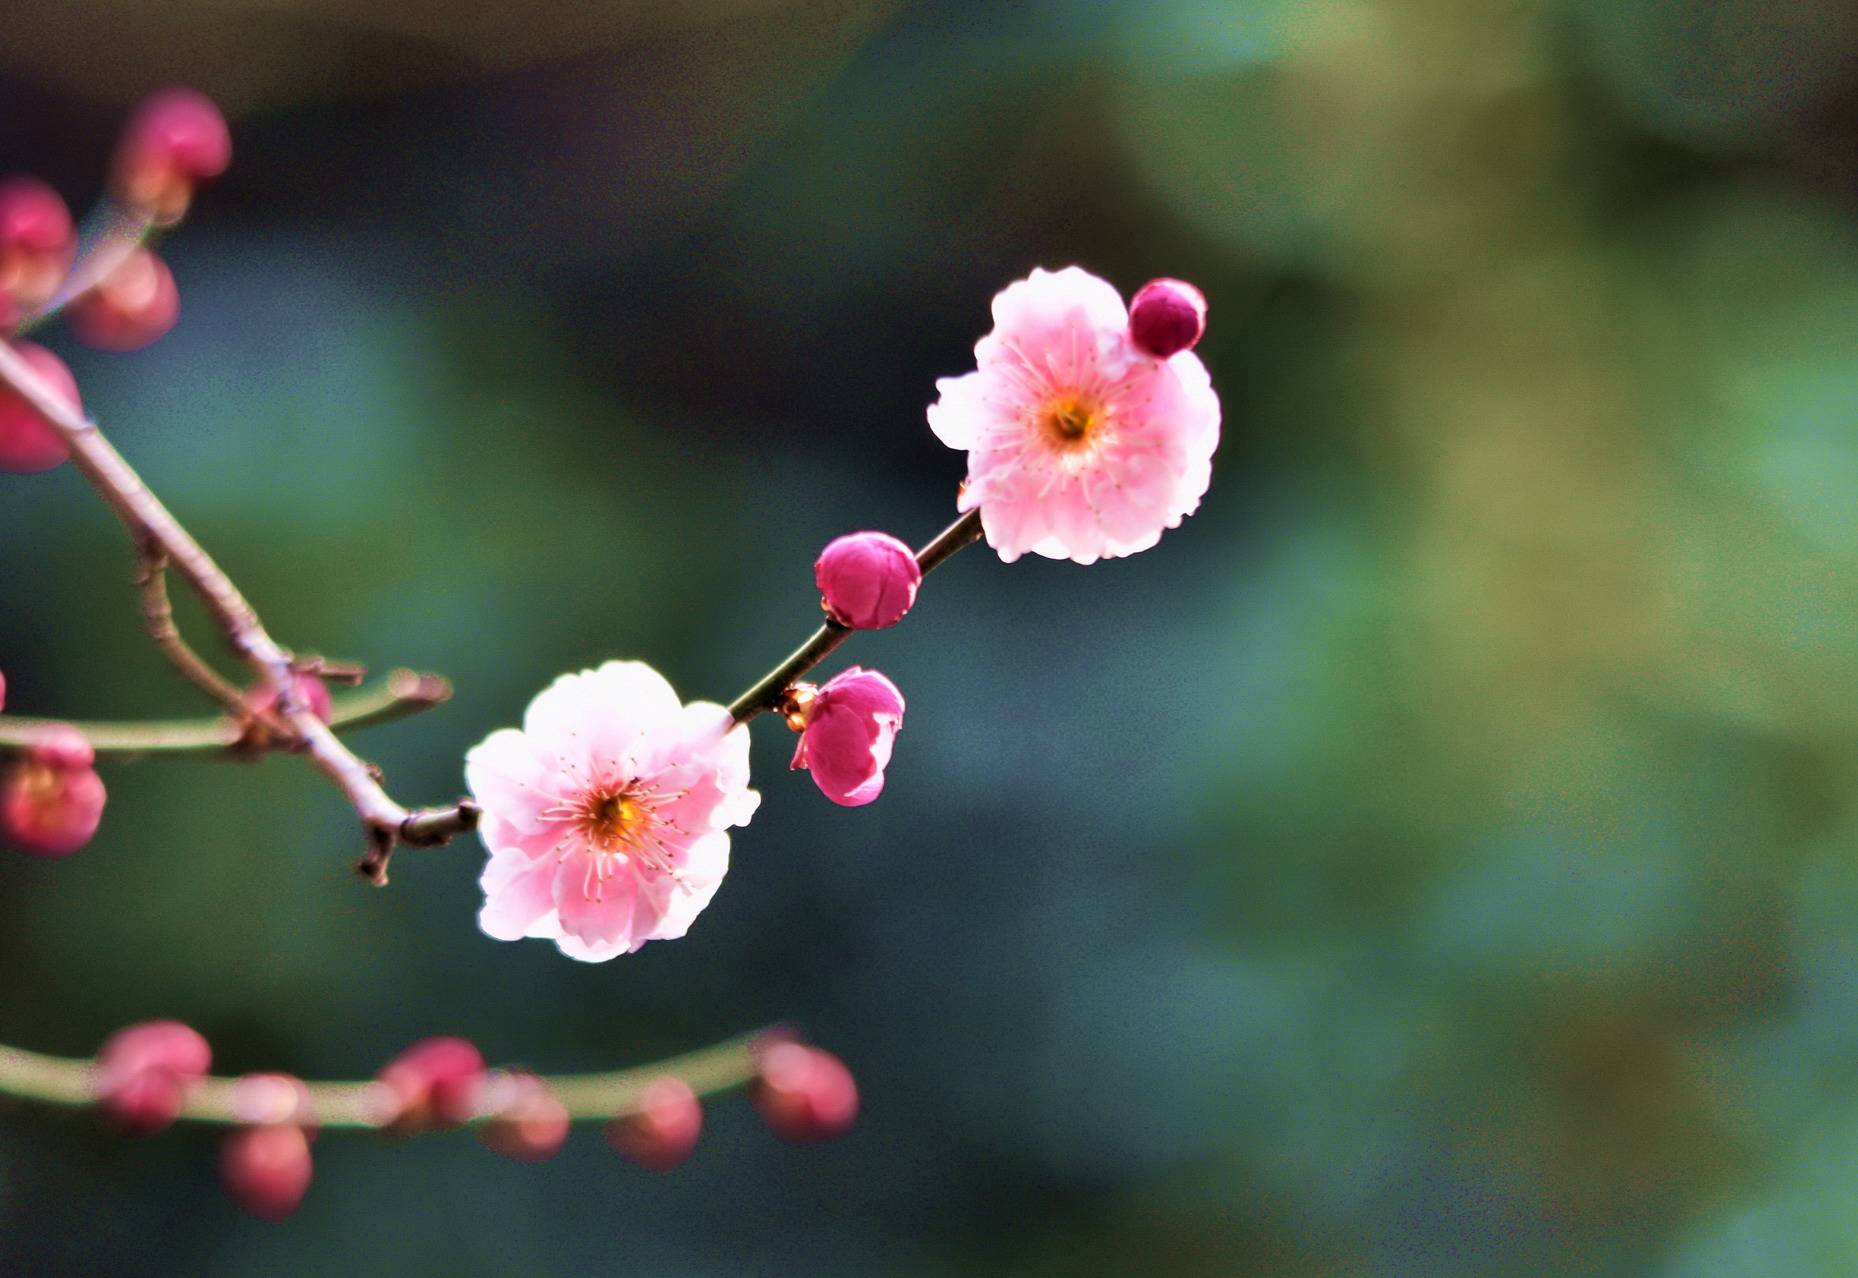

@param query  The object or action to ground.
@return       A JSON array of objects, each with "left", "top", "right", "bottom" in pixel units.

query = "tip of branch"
[
  {"left": 353, "top": 799, "right": 481, "bottom": 887},
  {"left": 387, "top": 669, "right": 453, "bottom": 704}
]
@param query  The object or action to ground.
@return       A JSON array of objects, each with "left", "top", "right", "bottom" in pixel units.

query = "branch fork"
[{"left": 0, "top": 336, "right": 474, "bottom": 883}]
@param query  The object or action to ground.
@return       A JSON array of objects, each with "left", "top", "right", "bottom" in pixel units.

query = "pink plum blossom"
[
  {"left": 927, "top": 265, "right": 1221, "bottom": 564},
  {"left": 789, "top": 667, "right": 904, "bottom": 807},
  {"left": 466, "top": 660, "right": 758, "bottom": 962}
]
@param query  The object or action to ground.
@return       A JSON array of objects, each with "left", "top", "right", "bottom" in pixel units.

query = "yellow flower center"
[
  {"left": 589, "top": 793, "right": 643, "bottom": 850},
  {"left": 1042, "top": 395, "right": 1099, "bottom": 450}
]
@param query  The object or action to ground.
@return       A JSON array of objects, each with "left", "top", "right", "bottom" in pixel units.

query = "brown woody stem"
[{"left": 725, "top": 508, "right": 983, "bottom": 724}]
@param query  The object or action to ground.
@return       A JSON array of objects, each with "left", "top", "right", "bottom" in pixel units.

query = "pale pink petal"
[
  {"left": 641, "top": 832, "right": 730, "bottom": 942},
  {"left": 552, "top": 855, "right": 639, "bottom": 953},
  {"left": 463, "top": 729, "right": 555, "bottom": 834},
  {"left": 477, "top": 810, "right": 562, "bottom": 862},
  {"left": 478, "top": 850, "right": 558, "bottom": 942},
  {"left": 927, "top": 370, "right": 1010, "bottom": 450},
  {"left": 555, "top": 929, "right": 631, "bottom": 963}
]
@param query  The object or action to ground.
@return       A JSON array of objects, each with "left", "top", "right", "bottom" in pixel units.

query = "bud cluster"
[{"left": 0, "top": 89, "right": 230, "bottom": 475}]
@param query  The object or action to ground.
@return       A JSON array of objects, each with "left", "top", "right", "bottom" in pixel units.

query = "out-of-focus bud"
[
  {"left": 750, "top": 1042, "right": 858, "bottom": 1143},
  {"left": 605, "top": 1077, "right": 702, "bottom": 1172},
  {"left": 0, "top": 342, "right": 81, "bottom": 473},
  {"left": 113, "top": 89, "right": 231, "bottom": 224},
  {"left": 230, "top": 1072, "right": 314, "bottom": 1129},
  {"left": 377, "top": 1036, "right": 485, "bottom": 1132},
  {"left": 2, "top": 723, "right": 106, "bottom": 857},
  {"left": 788, "top": 667, "right": 905, "bottom": 807},
  {"left": 240, "top": 674, "right": 333, "bottom": 748},
  {"left": 815, "top": 532, "right": 922, "bottom": 630},
  {"left": 94, "top": 1020, "right": 212, "bottom": 1134},
  {"left": 221, "top": 1123, "right": 313, "bottom": 1221},
  {"left": 1127, "top": 278, "right": 1207, "bottom": 360},
  {"left": 67, "top": 249, "right": 179, "bottom": 352},
  {"left": 0, "top": 177, "right": 74, "bottom": 311},
  {"left": 0, "top": 668, "right": 7, "bottom": 712},
  {"left": 477, "top": 1072, "right": 569, "bottom": 1162}
]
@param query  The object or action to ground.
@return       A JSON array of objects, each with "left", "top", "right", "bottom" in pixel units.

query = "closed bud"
[
  {"left": 94, "top": 1020, "right": 212, "bottom": 1134},
  {"left": 815, "top": 531, "right": 922, "bottom": 629},
  {"left": 1127, "top": 278, "right": 1207, "bottom": 360},
  {"left": 2, "top": 723, "right": 105, "bottom": 857},
  {"left": 605, "top": 1077, "right": 701, "bottom": 1172},
  {"left": 113, "top": 89, "right": 231, "bottom": 224},
  {"left": 0, "top": 177, "right": 74, "bottom": 311},
  {"left": 239, "top": 674, "right": 332, "bottom": 750},
  {"left": 221, "top": 1123, "right": 313, "bottom": 1221},
  {"left": 478, "top": 1072, "right": 569, "bottom": 1162},
  {"left": 0, "top": 342, "right": 81, "bottom": 473},
  {"left": 67, "top": 249, "right": 179, "bottom": 352},
  {"left": 377, "top": 1036, "right": 485, "bottom": 1132},
  {"left": 750, "top": 1043, "right": 858, "bottom": 1143}
]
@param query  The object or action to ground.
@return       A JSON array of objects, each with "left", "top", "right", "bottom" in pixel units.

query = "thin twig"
[
  {"left": 0, "top": 1029, "right": 769, "bottom": 1129},
  {"left": 726, "top": 508, "right": 984, "bottom": 724},
  {"left": 0, "top": 669, "right": 454, "bottom": 757},
  {"left": 135, "top": 543, "right": 250, "bottom": 715}
]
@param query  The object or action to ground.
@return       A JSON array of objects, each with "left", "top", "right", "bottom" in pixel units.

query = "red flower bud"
[
  {"left": 815, "top": 532, "right": 922, "bottom": 629},
  {"left": 94, "top": 1020, "right": 211, "bottom": 1134},
  {"left": 605, "top": 1077, "right": 702, "bottom": 1171},
  {"left": 2, "top": 724, "right": 105, "bottom": 857},
  {"left": 113, "top": 89, "right": 231, "bottom": 224},
  {"left": 1128, "top": 278, "right": 1207, "bottom": 360},
  {"left": 377, "top": 1036, "right": 485, "bottom": 1132},
  {"left": 67, "top": 249, "right": 179, "bottom": 352},
  {"left": 478, "top": 1072, "right": 569, "bottom": 1162},
  {"left": 0, "top": 177, "right": 74, "bottom": 311},
  {"left": 220, "top": 1123, "right": 313, "bottom": 1221},
  {"left": 0, "top": 342, "right": 81, "bottom": 473},
  {"left": 750, "top": 1043, "right": 858, "bottom": 1143},
  {"left": 0, "top": 668, "right": 7, "bottom": 712}
]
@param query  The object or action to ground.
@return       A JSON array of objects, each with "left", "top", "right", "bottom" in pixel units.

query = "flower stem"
[
  {"left": 726, "top": 508, "right": 983, "bottom": 724},
  {"left": 0, "top": 1030, "right": 769, "bottom": 1129}
]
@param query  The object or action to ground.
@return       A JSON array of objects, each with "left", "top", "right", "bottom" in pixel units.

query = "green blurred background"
[{"left": 3, "top": 0, "right": 1858, "bottom": 1272}]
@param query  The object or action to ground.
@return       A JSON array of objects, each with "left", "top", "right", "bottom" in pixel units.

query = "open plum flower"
[
  {"left": 928, "top": 265, "right": 1221, "bottom": 564},
  {"left": 466, "top": 661, "right": 759, "bottom": 962}
]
